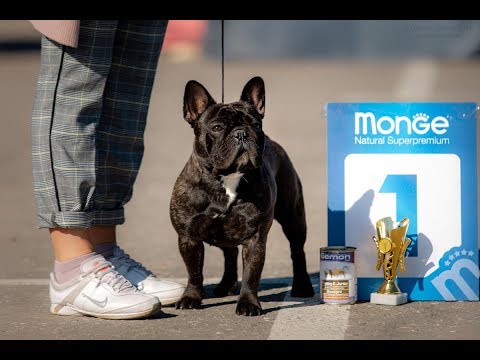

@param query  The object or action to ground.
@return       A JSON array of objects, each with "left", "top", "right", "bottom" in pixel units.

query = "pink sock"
[
  {"left": 54, "top": 252, "right": 97, "bottom": 284},
  {"left": 94, "top": 242, "right": 116, "bottom": 258}
]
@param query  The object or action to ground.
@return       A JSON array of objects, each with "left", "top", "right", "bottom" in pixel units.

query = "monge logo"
[
  {"left": 431, "top": 247, "right": 479, "bottom": 300},
  {"left": 354, "top": 112, "right": 450, "bottom": 135}
]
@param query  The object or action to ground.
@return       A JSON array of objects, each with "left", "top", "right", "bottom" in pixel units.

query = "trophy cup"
[{"left": 370, "top": 216, "right": 411, "bottom": 305}]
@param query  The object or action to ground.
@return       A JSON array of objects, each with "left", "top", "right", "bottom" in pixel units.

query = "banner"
[{"left": 327, "top": 102, "right": 479, "bottom": 301}]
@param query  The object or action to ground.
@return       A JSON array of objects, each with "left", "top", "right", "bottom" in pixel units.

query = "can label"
[{"left": 320, "top": 247, "right": 357, "bottom": 304}]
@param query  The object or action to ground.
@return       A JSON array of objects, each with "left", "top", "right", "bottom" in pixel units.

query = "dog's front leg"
[
  {"left": 236, "top": 234, "right": 266, "bottom": 316},
  {"left": 176, "top": 236, "right": 204, "bottom": 310}
]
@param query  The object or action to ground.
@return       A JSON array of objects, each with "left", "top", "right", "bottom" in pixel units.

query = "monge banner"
[{"left": 327, "top": 102, "right": 479, "bottom": 301}]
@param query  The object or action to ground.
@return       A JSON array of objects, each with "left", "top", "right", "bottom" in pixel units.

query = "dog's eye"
[
  {"left": 252, "top": 123, "right": 262, "bottom": 130},
  {"left": 211, "top": 125, "right": 223, "bottom": 132}
]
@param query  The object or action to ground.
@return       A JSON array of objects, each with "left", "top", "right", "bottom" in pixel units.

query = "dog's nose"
[{"left": 234, "top": 129, "right": 247, "bottom": 142}]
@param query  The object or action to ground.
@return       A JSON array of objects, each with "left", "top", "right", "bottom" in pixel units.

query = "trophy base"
[{"left": 370, "top": 292, "right": 408, "bottom": 306}]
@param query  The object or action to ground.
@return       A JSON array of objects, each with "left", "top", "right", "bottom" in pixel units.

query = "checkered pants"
[{"left": 31, "top": 20, "right": 168, "bottom": 228}]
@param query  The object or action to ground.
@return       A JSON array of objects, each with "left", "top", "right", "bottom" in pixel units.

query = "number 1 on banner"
[
  {"left": 344, "top": 153, "right": 461, "bottom": 278},
  {"left": 379, "top": 174, "right": 418, "bottom": 257}
]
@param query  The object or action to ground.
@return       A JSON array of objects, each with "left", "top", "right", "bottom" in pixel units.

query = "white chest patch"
[{"left": 220, "top": 172, "right": 244, "bottom": 208}]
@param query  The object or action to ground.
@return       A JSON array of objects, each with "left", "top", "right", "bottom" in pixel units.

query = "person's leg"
[
  {"left": 31, "top": 21, "right": 160, "bottom": 318},
  {"left": 88, "top": 19, "right": 168, "bottom": 256},
  {"left": 32, "top": 22, "right": 118, "bottom": 231},
  {"left": 88, "top": 20, "right": 185, "bottom": 305},
  {"left": 50, "top": 228, "right": 92, "bottom": 261},
  {"left": 93, "top": 20, "right": 169, "bottom": 227},
  {"left": 90, "top": 225, "right": 116, "bottom": 257},
  {"left": 86, "top": 20, "right": 166, "bottom": 254}
]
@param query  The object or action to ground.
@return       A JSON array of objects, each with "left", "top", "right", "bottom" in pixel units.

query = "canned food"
[{"left": 320, "top": 246, "right": 357, "bottom": 304}]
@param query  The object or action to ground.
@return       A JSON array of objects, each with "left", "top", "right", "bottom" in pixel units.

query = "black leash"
[{"left": 221, "top": 19, "right": 224, "bottom": 103}]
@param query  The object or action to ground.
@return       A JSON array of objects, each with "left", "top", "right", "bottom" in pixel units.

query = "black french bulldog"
[{"left": 170, "top": 76, "right": 314, "bottom": 316}]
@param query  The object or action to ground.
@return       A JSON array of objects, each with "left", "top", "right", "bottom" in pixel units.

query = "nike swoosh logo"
[{"left": 82, "top": 294, "right": 108, "bottom": 308}]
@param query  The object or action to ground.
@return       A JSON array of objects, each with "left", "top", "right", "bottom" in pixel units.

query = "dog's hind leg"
[
  {"left": 274, "top": 175, "right": 314, "bottom": 298},
  {"left": 214, "top": 246, "right": 239, "bottom": 297}
]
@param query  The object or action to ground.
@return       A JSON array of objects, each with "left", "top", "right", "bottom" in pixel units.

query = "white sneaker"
[
  {"left": 50, "top": 255, "right": 161, "bottom": 320},
  {"left": 107, "top": 246, "right": 186, "bottom": 306}
]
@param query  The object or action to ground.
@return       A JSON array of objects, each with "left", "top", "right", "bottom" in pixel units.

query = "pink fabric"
[
  {"left": 54, "top": 252, "right": 97, "bottom": 283},
  {"left": 29, "top": 20, "right": 80, "bottom": 48}
]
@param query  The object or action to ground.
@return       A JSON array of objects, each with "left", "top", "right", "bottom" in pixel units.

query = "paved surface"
[{"left": 0, "top": 47, "right": 480, "bottom": 340}]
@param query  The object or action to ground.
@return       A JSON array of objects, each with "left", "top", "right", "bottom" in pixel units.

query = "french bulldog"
[{"left": 170, "top": 76, "right": 314, "bottom": 316}]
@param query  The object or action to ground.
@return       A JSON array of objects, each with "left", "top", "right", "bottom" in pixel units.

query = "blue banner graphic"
[{"left": 327, "top": 102, "right": 479, "bottom": 301}]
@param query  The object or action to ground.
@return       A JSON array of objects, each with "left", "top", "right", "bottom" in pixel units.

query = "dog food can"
[{"left": 320, "top": 246, "right": 357, "bottom": 304}]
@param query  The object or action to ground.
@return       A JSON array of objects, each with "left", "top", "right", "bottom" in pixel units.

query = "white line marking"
[{"left": 267, "top": 283, "right": 351, "bottom": 340}]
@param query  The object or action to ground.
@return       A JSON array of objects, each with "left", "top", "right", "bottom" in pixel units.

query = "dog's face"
[{"left": 183, "top": 77, "right": 266, "bottom": 175}]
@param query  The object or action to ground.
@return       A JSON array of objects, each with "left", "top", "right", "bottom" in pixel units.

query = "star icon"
[
  {"left": 444, "top": 260, "right": 451, "bottom": 266},
  {"left": 449, "top": 255, "right": 455, "bottom": 261},
  {"left": 461, "top": 249, "right": 467, "bottom": 256},
  {"left": 468, "top": 251, "right": 474, "bottom": 256},
  {"left": 454, "top": 251, "right": 460, "bottom": 257}
]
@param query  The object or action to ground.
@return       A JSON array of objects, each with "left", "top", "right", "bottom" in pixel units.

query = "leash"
[{"left": 221, "top": 19, "right": 224, "bottom": 103}]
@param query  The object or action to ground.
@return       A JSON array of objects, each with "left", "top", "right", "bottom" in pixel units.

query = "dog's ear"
[
  {"left": 240, "top": 76, "right": 265, "bottom": 119},
  {"left": 183, "top": 80, "right": 216, "bottom": 127}
]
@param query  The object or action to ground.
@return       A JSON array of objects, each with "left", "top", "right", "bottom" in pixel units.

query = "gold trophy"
[{"left": 370, "top": 216, "right": 411, "bottom": 305}]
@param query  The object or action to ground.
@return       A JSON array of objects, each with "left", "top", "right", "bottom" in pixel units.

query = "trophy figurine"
[{"left": 370, "top": 216, "right": 411, "bottom": 305}]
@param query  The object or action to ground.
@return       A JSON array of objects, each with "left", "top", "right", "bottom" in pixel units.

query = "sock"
[
  {"left": 94, "top": 242, "right": 117, "bottom": 259},
  {"left": 54, "top": 252, "right": 97, "bottom": 284}
]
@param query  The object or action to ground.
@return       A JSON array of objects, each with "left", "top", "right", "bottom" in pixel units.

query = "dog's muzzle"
[{"left": 234, "top": 129, "right": 248, "bottom": 147}]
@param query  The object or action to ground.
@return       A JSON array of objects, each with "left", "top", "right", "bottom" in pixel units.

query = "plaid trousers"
[{"left": 31, "top": 20, "right": 168, "bottom": 228}]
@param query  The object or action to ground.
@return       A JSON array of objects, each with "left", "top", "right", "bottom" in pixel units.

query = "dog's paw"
[
  {"left": 235, "top": 301, "right": 263, "bottom": 316},
  {"left": 175, "top": 296, "right": 202, "bottom": 310},
  {"left": 213, "top": 280, "right": 238, "bottom": 297},
  {"left": 291, "top": 276, "right": 315, "bottom": 298}
]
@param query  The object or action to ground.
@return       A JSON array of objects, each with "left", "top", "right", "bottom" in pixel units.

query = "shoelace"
[
  {"left": 110, "top": 247, "right": 152, "bottom": 276},
  {"left": 90, "top": 261, "right": 135, "bottom": 294}
]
